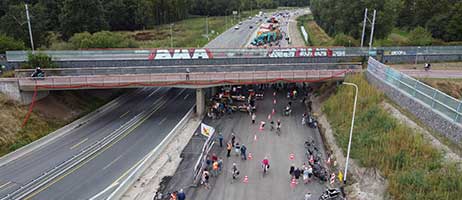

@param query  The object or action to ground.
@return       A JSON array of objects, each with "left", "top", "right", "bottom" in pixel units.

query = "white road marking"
[
  {"left": 103, "top": 155, "right": 123, "bottom": 170},
  {"left": 119, "top": 111, "right": 130, "bottom": 118},
  {"left": 184, "top": 94, "right": 190, "bottom": 100},
  {"left": 158, "top": 117, "right": 167, "bottom": 125},
  {"left": 70, "top": 138, "right": 88, "bottom": 150},
  {"left": 0, "top": 182, "right": 11, "bottom": 191}
]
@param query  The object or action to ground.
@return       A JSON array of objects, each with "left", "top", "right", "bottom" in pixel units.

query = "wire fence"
[{"left": 367, "top": 57, "right": 462, "bottom": 124}]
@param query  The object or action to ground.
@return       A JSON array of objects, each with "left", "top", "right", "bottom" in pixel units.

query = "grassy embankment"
[
  {"left": 322, "top": 74, "right": 462, "bottom": 199},
  {"left": 50, "top": 9, "right": 277, "bottom": 49},
  {"left": 0, "top": 91, "right": 117, "bottom": 157},
  {"left": 296, "top": 14, "right": 333, "bottom": 46},
  {"left": 419, "top": 78, "right": 462, "bottom": 99}
]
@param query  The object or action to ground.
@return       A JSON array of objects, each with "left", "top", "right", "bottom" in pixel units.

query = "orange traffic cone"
[
  {"left": 243, "top": 175, "right": 249, "bottom": 183},
  {"left": 248, "top": 152, "right": 253, "bottom": 160}
]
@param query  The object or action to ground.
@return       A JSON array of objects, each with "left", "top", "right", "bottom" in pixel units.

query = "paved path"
[
  {"left": 288, "top": 8, "right": 311, "bottom": 47},
  {"left": 399, "top": 69, "right": 462, "bottom": 79},
  {"left": 167, "top": 87, "right": 330, "bottom": 200}
]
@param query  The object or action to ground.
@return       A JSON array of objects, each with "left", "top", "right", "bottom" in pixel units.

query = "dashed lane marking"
[{"left": 70, "top": 138, "right": 88, "bottom": 150}]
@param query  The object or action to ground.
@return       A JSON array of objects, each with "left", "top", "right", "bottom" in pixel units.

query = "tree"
[
  {"left": 0, "top": 34, "right": 26, "bottom": 53},
  {"left": 407, "top": 26, "right": 433, "bottom": 46},
  {"left": 60, "top": 0, "right": 108, "bottom": 39}
]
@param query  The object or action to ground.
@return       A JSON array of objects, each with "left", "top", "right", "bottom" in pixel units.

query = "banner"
[{"left": 201, "top": 123, "right": 215, "bottom": 138}]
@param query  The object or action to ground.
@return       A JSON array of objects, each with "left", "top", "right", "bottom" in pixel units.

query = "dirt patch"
[
  {"left": 312, "top": 84, "right": 387, "bottom": 200},
  {"left": 381, "top": 102, "right": 462, "bottom": 167}
]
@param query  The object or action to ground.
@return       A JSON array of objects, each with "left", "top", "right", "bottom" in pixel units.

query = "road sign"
[{"left": 233, "top": 11, "right": 238, "bottom": 15}]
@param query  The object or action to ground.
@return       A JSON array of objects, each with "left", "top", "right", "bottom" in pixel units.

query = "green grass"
[
  {"left": 322, "top": 74, "right": 462, "bottom": 200},
  {"left": 296, "top": 14, "right": 333, "bottom": 46}
]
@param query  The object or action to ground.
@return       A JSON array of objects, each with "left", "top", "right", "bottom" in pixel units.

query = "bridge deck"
[{"left": 18, "top": 69, "right": 356, "bottom": 91}]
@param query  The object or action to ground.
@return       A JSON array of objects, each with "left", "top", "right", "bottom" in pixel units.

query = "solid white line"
[
  {"left": 70, "top": 138, "right": 88, "bottom": 150},
  {"left": 88, "top": 182, "right": 119, "bottom": 200},
  {"left": 0, "top": 182, "right": 11, "bottom": 190},
  {"left": 103, "top": 155, "right": 123, "bottom": 170}
]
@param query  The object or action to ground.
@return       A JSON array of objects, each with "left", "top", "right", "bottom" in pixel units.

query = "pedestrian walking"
[
  {"left": 302, "top": 116, "right": 306, "bottom": 126},
  {"left": 234, "top": 142, "right": 240, "bottom": 156},
  {"left": 177, "top": 189, "right": 186, "bottom": 200},
  {"left": 307, "top": 165, "right": 313, "bottom": 182},
  {"left": 227, "top": 142, "right": 232, "bottom": 157},
  {"left": 240, "top": 144, "right": 247, "bottom": 160},
  {"left": 304, "top": 192, "right": 312, "bottom": 200},
  {"left": 211, "top": 153, "right": 218, "bottom": 162},
  {"left": 231, "top": 133, "right": 236, "bottom": 147},
  {"left": 169, "top": 191, "right": 177, "bottom": 200},
  {"left": 202, "top": 169, "right": 210, "bottom": 189},
  {"left": 218, "top": 157, "right": 223, "bottom": 173},
  {"left": 251, "top": 113, "right": 256, "bottom": 124},
  {"left": 186, "top": 68, "right": 190, "bottom": 80},
  {"left": 218, "top": 132, "right": 224, "bottom": 147},
  {"left": 289, "top": 164, "right": 295, "bottom": 179}
]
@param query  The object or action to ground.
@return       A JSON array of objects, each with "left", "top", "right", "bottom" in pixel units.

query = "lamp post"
[
  {"left": 24, "top": 0, "right": 35, "bottom": 52},
  {"left": 342, "top": 82, "right": 358, "bottom": 184},
  {"left": 170, "top": 23, "right": 174, "bottom": 48}
]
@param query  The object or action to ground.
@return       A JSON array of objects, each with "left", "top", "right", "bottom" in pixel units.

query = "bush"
[
  {"left": 24, "top": 52, "right": 56, "bottom": 69},
  {"left": 0, "top": 34, "right": 26, "bottom": 53},
  {"left": 69, "top": 31, "right": 139, "bottom": 49},
  {"left": 407, "top": 27, "right": 433, "bottom": 46},
  {"left": 332, "top": 33, "right": 359, "bottom": 47}
]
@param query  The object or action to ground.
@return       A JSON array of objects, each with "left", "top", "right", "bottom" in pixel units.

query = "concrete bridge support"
[
  {"left": 0, "top": 79, "right": 48, "bottom": 105},
  {"left": 196, "top": 88, "right": 205, "bottom": 117}
]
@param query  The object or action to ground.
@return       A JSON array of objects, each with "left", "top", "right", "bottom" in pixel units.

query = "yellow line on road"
[
  {"left": 24, "top": 98, "right": 168, "bottom": 200},
  {"left": 70, "top": 138, "right": 88, "bottom": 150},
  {"left": 119, "top": 111, "right": 130, "bottom": 119}
]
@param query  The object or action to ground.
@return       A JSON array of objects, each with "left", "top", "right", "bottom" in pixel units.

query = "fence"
[
  {"left": 6, "top": 46, "right": 462, "bottom": 62},
  {"left": 367, "top": 57, "right": 462, "bottom": 124}
]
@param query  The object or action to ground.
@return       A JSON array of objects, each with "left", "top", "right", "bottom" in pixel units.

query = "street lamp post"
[
  {"left": 24, "top": 0, "right": 35, "bottom": 52},
  {"left": 170, "top": 23, "right": 174, "bottom": 48},
  {"left": 342, "top": 82, "right": 358, "bottom": 184}
]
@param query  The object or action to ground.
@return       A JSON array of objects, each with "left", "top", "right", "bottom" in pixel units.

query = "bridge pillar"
[
  {"left": 196, "top": 88, "right": 205, "bottom": 116},
  {"left": 0, "top": 79, "right": 48, "bottom": 105}
]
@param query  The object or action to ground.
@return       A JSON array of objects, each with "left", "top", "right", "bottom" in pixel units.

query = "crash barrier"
[
  {"left": 192, "top": 127, "right": 216, "bottom": 184},
  {"left": 368, "top": 57, "right": 462, "bottom": 124},
  {"left": 6, "top": 46, "right": 462, "bottom": 62}
]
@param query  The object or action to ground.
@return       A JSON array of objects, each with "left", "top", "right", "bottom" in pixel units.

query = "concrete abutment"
[{"left": 0, "top": 79, "right": 48, "bottom": 104}]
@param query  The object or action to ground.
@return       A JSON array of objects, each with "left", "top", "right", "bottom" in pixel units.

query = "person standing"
[
  {"left": 231, "top": 133, "right": 236, "bottom": 147},
  {"left": 251, "top": 113, "right": 256, "bottom": 124},
  {"left": 202, "top": 169, "right": 210, "bottom": 189},
  {"left": 226, "top": 142, "right": 232, "bottom": 157},
  {"left": 212, "top": 161, "right": 219, "bottom": 177},
  {"left": 177, "top": 189, "right": 186, "bottom": 200},
  {"left": 186, "top": 68, "right": 190, "bottom": 80},
  {"left": 240, "top": 144, "right": 247, "bottom": 160},
  {"left": 294, "top": 167, "right": 301, "bottom": 181},
  {"left": 232, "top": 163, "right": 239, "bottom": 181},
  {"left": 218, "top": 132, "right": 224, "bottom": 148},
  {"left": 289, "top": 164, "right": 295, "bottom": 179},
  {"left": 303, "top": 167, "right": 310, "bottom": 184},
  {"left": 217, "top": 157, "right": 223, "bottom": 173}
]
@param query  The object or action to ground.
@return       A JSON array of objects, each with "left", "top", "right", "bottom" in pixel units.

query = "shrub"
[
  {"left": 407, "top": 27, "right": 433, "bottom": 46},
  {"left": 332, "top": 33, "right": 358, "bottom": 47},
  {"left": 24, "top": 52, "right": 56, "bottom": 69},
  {"left": 0, "top": 34, "right": 26, "bottom": 53},
  {"left": 69, "top": 31, "right": 139, "bottom": 49}
]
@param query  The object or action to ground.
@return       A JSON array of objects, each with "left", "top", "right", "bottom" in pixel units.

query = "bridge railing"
[
  {"left": 6, "top": 46, "right": 462, "bottom": 62},
  {"left": 367, "top": 57, "right": 462, "bottom": 124}
]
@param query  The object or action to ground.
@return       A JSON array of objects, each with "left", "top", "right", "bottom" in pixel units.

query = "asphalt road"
[
  {"left": 0, "top": 88, "right": 195, "bottom": 199},
  {"left": 205, "top": 16, "right": 261, "bottom": 48},
  {"left": 399, "top": 69, "right": 462, "bottom": 79}
]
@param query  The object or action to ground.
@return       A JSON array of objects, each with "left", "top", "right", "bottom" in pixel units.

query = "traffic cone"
[
  {"left": 273, "top": 99, "right": 276, "bottom": 105},
  {"left": 273, "top": 92, "right": 276, "bottom": 96},
  {"left": 243, "top": 175, "right": 249, "bottom": 183},
  {"left": 330, "top": 173, "right": 336, "bottom": 185},
  {"left": 290, "top": 178, "right": 297, "bottom": 189},
  {"left": 289, "top": 153, "right": 295, "bottom": 160},
  {"left": 272, "top": 108, "right": 275, "bottom": 115},
  {"left": 248, "top": 152, "right": 253, "bottom": 160},
  {"left": 267, "top": 114, "right": 271, "bottom": 120},
  {"left": 254, "top": 134, "right": 257, "bottom": 141}
]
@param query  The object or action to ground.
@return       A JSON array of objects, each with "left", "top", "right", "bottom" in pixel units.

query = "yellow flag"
[{"left": 338, "top": 171, "right": 343, "bottom": 182}]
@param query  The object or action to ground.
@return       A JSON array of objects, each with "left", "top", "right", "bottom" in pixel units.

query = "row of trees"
[
  {"left": 310, "top": 0, "right": 462, "bottom": 42},
  {"left": 0, "top": 0, "right": 309, "bottom": 51}
]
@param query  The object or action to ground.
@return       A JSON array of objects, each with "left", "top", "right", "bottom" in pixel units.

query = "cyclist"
[{"left": 262, "top": 156, "right": 270, "bottom": 174}]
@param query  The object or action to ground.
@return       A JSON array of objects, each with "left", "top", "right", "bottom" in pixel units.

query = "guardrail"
[
  {"left": 367, "top": 57, "right": 462, "bottom": 124},
  {"left": 17, "top": 69, "right": 352, "bottom": 91},
  {"left": 6, "top": 46, "right": 462, "bottom": 62},
  {"left": 13, "top": 62, "right": 360, "bottom": 77}
]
